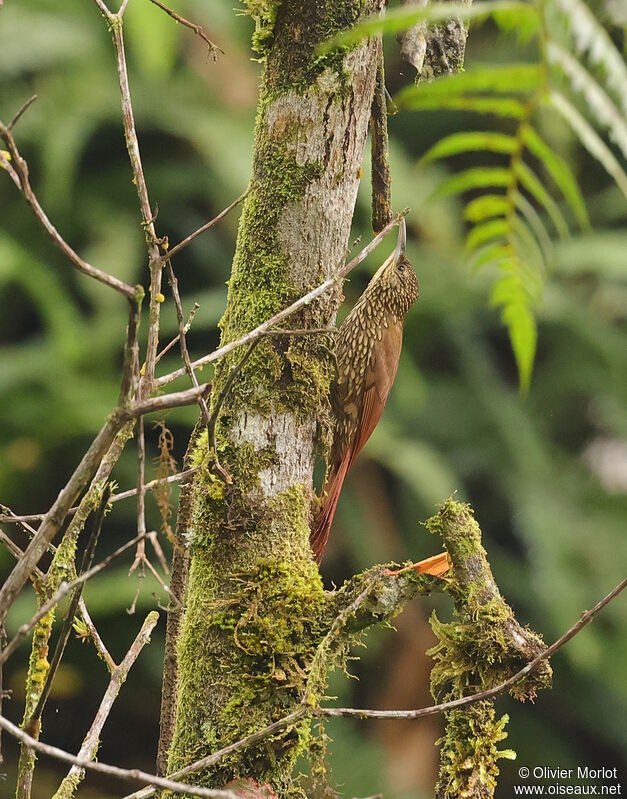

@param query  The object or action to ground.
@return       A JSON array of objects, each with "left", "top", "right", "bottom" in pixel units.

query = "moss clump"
[
  {"left": 241, "top": 0, "right": 283, "bottom": 54},
  {"left": 436, "top": 704, "right": 515, "bottom": 799},
  {"left": 169, "top": 549, "right": 327, "bottom": 788}
]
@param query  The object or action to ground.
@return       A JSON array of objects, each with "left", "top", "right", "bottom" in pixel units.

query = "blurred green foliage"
[{"left": 0, "top": 1, "right": 625, "bottom": 797}]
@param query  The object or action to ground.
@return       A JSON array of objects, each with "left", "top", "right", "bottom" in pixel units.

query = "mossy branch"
[{"left": 426, "top": 499, "right": 552, "bottom": 799}]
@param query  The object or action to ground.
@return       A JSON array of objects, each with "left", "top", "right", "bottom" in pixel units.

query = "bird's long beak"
[{"left": 394, "top": 217, "right": 406, "bottom": 262}]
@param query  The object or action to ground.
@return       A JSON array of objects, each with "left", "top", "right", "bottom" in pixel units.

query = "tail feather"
[{"left": 310, "top": 456, "right": 350, "bottom": 562}]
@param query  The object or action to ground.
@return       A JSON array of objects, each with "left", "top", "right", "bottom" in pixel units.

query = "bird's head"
[{"left": 373, "top": 218, "right": 419, "bottom": 315}]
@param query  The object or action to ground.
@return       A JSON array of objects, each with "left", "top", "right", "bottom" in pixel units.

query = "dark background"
[{"left": 1, "top": 1, "right": 626, "bottom": 797}]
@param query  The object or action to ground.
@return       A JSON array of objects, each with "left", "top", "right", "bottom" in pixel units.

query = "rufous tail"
[{"left": 310, "top": 456, "right": 351, "bottom": 562}]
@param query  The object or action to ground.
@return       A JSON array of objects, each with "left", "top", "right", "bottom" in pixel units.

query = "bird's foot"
[{"left": 383, "top": 551, "right": 451, "bottom": 578}]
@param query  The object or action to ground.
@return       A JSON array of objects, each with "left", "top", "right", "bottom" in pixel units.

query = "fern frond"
[
  {"left": 432, "top": 167, "right": 514, "bottom": 198},
  {"left": 552, "top": 0, "right": 627, "bottom": 116},
  {"left": 547, "top": 42, "right": 627, "bottom": 159},
  {"left": 513, "top": 161, "right": 569, "bottom": 238},
  {"left": 490, "top": 267, "right": 537, "bottom": 392},
  {"left": 422, "top": 131, "right": 519, "bottom": 162},
  {"left": 466, "top": 219, "right": 510, "bottom": 252},
  {"left": 398, "top": 95, "right": 529, "bottom": 118},
  {"left": 513, "top": 190, "right": 553, "bottom": 266},
  {"left": 464, "top": 194, "right": 511, "bottom": 222},
  {"left": 320, "top": 1, "right": 538, "bottom": 52},
  {"left": 521, "top": 125, "right": 589, "bottom": 229},
  {"left": 549, "top": 90, "right": 627, "bottom": 198}
]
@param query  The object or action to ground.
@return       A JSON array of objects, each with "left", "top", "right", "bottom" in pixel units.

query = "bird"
[{"left": 310, "top": 219, "right": 449, "bottom": 577}]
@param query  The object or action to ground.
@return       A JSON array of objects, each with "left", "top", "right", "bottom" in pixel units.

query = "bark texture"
[{"left": 165, "top": 1, "right": 385, "bottom": 793}]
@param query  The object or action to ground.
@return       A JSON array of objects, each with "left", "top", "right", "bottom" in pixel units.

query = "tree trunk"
[{"left": 165, "top": 1, "right": 384, "bottom": 792}]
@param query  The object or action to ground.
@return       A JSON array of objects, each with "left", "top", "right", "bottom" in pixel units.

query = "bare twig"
[
  {"left": 0, "top": 710, "right": 239, "bottom": 799},
  {"left": 320, "top": 578, "right": 627, "bottom": 718},
  {"left": 53, "top": 611, "right": 160, "bottom": 798},
  {"left": 164, "top": 191, "right": 246, "bottom": 261},
  {"left": 130, "top": 382, "right": 212, "bottom": 417},
  {"left": 104, "top": 11, "right": 165, "bottom": 395},
  {"left": 0, "top": 121, "right": 137, "bottom": 299},
  {"left": 166, "top": 262, "right": 210, "bottom": 423},
  {"left": 155, "top": 302, "right": 200, "bottom": 364},
  {"left": 156, "top": 214, "right": 407, "bottom": 387},
  {"left": 148, "top": 0, "right": 223, "bottom": 57},
  {"left": 0, "top": 533, "right": 147, "bottom": 666},
  {"left": 0, "top": 468, "right": 200, "bottom": 525},
  {"left": 0, "top": 408, "right": 132, "bottom": 627},
  {"left": 30, "top": 487, "right": 112, "bottom": 725},
  {"left": 123, "top": 708, "right": 309, "bottom": 799},
  {"left": 77, "top": 598, "right": 116, "bottom": 672},
  {"left": 8, "top": 95, "right": 38, "bottom": 131},
  {"left": 120, "top": 577, "right": 627, "bottom": 799},
  {"left": 0, "top": 529, "right": 115, "bottom": 671}
]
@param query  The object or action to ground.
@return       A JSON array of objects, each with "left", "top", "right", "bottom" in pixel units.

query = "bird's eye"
[{"left": 398, "top": 263, "right": 405, "bottom": 273}]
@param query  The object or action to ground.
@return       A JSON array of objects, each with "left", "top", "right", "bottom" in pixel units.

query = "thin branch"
[
  {"left": 30, "top": 487, "right": 112, "bottom": 725},
  {"left": 0, "top": 121, "right": 136, "bottom": 299},
  {"left": 148, "top": 0, "right": 222, "bottom": 57},
  {"left": 166, "top": 262, "right": 210, "bottom": 423},
  {"left": 122, "top": 708, "right": 309, "bottom": 799},
  {"left": 0, "top": 710, "right": 239, "bottom": 799},
  {"left": 120, "top": 577, "right": 627, "bottom": 799},
  {"left": 0, "top": 468, "right": 200, "bottom": 525},
  {"left": 8, "top": 95, "right": 38, "bottom": 131},
  {"left": 130, "top": 382, "right": 212, "bottom": 417},
  {"left": 77, "top": 598, "right": 116, "bottom": 672},
  {"left": 319, "top": 577, "right": 627, "bottom": 719},
  {"left": 0, "top": 529, "right": 115, "bottom": 672},
  {"left": 53, "top": 611, "right": 159, "bottom": 798},
  {"left": 107, "top": 13, "right": 165, "bottom": 395},
  {"left": 163, "top": 191, "right": 246, "bottom": 261},
  {"left": 155, "top": 302, "right": 199, "bottom": 364},
  {"left": 0, "top": 408, "right": 131, "bottom": 627},
  {"left": 156, "top": 214, "right": 406, "bottom": 387},
  {"left": 0, "top": 533, "right": 146, "bottom": 666}
]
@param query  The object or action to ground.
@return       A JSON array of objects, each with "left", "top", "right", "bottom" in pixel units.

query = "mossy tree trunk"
[{"left": 165, "top": 1, "right": 386, "bottom": 793}]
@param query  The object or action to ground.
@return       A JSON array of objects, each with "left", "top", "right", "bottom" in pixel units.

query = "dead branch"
[
  {"left": 52, "top": 611, "right": 160, "bottom": 799},
  {"left": 148, "top": 0, "right": 223, "bottom": 58},
  {"left": 163, "top": 191, "right": 247, "bottom": 260},
  {"left": 0, "top": 120, "right": 137, "bottom": 299}
]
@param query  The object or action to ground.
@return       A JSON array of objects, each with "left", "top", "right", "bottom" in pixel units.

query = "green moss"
[
  {"left": 436, "top": 704, "right": 515, "bottom": 799},
  {"left": 241, "top": 0, "right": 283, "bottom": 54},
  {"left": 167, "top": 489, "right": 327, "bottom": 788}
]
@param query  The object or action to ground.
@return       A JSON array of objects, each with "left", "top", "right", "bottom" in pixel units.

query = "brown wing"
[
  {"left": 346, "top": 320, "right": 403, "bottom": 469},
  {"left": 311, "top": 321, "right": 404, "bottom": 562}
]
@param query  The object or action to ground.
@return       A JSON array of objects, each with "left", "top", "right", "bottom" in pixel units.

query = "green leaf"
[
  {"left": 549, "top": 90, "right": 627, "bottom": 198},
  {"left": 422, "top": 132, "right": 519, "bottom": 163},
  {"left": 464, "top": 194, "right": 511, "bottom": 222},
  {"left": 397, "top": 94, "right": 529, "bottom": 118},
  {"left": 547, "top": 43, "right": 627, "bottom": 159},
  {"left": 510, "top": 214, "right": 545, "bottom": 272},
  {"left": 320, "top": 2, "right": 538, "bottom": 52},
  {"left": 514, "top": 161, "right": 570, "bottom": 238},
  {"left": 466, "top": 219, "right": 509, "bottom": 252},
  {"left": 553, "top": 0, "right": 627, "bottom": 116},
  {"left": 521, "top": 125, "right": 589, "bottom": 229},
  {"left": 490, "top": 270, "right": 538, "bottom": 391},
  {"left": 432, "top": 167, "right": 514, "bottom": 199},
  {"left": 513, "top": 190, "right": 553, "bottom": 266},
  {"left": 469, "top": 242, "right": 512, "bottom": 272}
]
